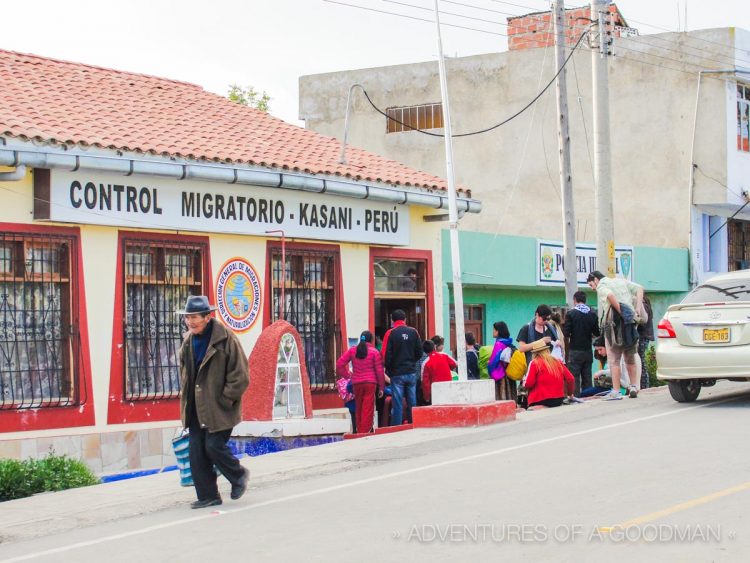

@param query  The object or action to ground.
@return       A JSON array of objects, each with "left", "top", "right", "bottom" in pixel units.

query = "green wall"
[{"left": 440, "top": 230, "right": 689, "bottom": 344}]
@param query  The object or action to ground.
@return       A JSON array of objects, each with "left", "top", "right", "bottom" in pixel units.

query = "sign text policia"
[{"left": 36, "top": 171, "right": 410, "bottom": 245}]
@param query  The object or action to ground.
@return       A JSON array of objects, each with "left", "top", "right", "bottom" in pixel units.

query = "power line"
[
  {"left": 695, "top": 164, "right": 747, "bottom": 202},
  {"left": 322, "top": 0, "right": 507, "bottom": 36},
  {"left": 359, "top": 30, "right": 590, "bottom": 138},
  {"left": 709, "top": 200, "right": 750, "bottom": 239},
  {"left": 570, "top": 49, "right": 595, "bottom": 185}
]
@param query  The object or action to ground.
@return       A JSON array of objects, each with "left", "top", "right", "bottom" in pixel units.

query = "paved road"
[{"left": 1, "top": 382, "right": 749, "bottom": 562}]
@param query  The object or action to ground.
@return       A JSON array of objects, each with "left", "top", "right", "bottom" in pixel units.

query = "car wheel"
[{"left": 667, "top": 380, "right": 701, "bottom": 403}]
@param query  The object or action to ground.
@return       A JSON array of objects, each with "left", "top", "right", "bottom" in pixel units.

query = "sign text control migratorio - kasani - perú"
[{"left": 48, "top": 171, "right": 410, "bottom": 245}]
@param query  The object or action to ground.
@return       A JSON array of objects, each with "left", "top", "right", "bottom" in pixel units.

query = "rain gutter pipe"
[{"left": 0, "top": 145, "right": 481, "bottom": 214}]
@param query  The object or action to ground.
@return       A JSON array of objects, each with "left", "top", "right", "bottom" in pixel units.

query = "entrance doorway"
[
  {"left": 370, "top": 250, "right": 434, "bottom": 344},
  {"left": 449, "top": 304, "right": 484, "bottom": 357}
]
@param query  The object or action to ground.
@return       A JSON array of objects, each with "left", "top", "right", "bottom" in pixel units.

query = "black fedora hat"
[{"left": 176, "top": 295, "right": 218, "bottom": 315}]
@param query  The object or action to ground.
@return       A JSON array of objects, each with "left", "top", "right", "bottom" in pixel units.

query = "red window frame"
[
  {"left": 107, "top": 231, "right": 212, "bottom": 424},
  {"left": 0, "top": 223, "right": 95, "bottom": 432}
]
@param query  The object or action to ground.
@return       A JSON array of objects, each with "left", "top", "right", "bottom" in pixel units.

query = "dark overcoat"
[{"left": 179, "top": 319, "right": 249, "bottom": 432}]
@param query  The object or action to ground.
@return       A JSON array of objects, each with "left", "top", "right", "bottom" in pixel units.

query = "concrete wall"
[{"left": 299, "top": 28, "right": 743, "bottom": 251}]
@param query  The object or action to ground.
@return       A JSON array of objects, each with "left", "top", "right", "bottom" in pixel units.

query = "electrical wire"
[
  {"left": 322, "top": 0, "right": 507, "bottom": 37},
  {"left": 359, "top": 30, "right": 590, "bottom": 138},
  {"left": 695, "top": 164, "right": 748, "bottom": 202},
  {"left": 621, "top": 33, "right": 750, "bottom": 73},
  {"left": 570, "top": 48, "right": 596, "bottom": 184},
  {"left": 709, "top": 200, "right": 750, "bottom": 239}
]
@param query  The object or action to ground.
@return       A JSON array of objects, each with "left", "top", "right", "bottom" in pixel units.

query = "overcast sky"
[{"left": 3, "top": 0, "right": 749, "bottom": 124}]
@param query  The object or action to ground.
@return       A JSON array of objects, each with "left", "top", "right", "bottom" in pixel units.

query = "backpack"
[
  {"left": 478, "top": 345, "right": 493, "bottom": 379},
  {"left": 505, "top": 348, "right": 527, "bottom": 381}
]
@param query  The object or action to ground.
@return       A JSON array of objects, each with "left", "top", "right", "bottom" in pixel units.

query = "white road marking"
[{"left": 1, "top": 395, "right": 741, "bottom": 562}]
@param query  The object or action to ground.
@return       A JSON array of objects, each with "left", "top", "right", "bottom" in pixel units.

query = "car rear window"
[{"left": 682, "top": 278, "right": 750, "bottom": 304}]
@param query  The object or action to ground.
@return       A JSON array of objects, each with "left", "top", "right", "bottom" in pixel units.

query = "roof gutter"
[{"left": 0, "top": 145, "right": 481, "bottom": 214}]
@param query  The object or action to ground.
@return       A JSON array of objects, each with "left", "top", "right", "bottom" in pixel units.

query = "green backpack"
[{"left": 478, "top": 344, "right": 493, "bottom": 379}]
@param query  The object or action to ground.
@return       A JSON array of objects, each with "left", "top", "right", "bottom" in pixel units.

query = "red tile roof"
[{"left": 0, "top": 49, "right": 454, "bottom": 192}]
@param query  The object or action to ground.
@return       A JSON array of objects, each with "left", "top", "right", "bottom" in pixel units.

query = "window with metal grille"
[
  {"left": 727, "top": 219, "right": 750, "bottom": 271},
  {"left": 738, "top": 84, "right": 750, "bottom": 152},
  {"left": 0, "top": 231, "right": 82, "bottom": 409},
  {"left": 269, "top": 247, "right": 339, "bottom": 390},
  {"left": 123, "top": 238, "right": 205, "bottom": 400},
  {"left": 386, "top": 103, "right": 443, "bottom": 133}
]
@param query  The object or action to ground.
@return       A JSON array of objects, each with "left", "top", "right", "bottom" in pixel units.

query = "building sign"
[
  {"left": 537, "top": 240, "right": 634, "bottom": 286},
  {"left": 36, "top": 170, "right": 410, "bottom": 245},
  {"left": 216, "top": 258, "right": 261, "bottom": 332}
]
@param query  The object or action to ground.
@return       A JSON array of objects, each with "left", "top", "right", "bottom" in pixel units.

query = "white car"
[{"left": 656, "top": 269, "right": 750, "bottom": 402}]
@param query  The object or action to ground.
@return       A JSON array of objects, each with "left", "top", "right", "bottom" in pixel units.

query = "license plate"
[{"left": 703, "top": 328, "right": 730, "bottom": 343}]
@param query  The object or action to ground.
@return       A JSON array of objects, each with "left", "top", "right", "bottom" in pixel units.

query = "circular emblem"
[{"left": 216, "top": 258, "right": 261, "bottom": 332}]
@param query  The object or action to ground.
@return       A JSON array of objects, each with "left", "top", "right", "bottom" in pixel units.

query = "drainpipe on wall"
[
  {"left": 687, "top": 69, "right": 736, "bottom": 287},
  {"left": 0, "top": 164, "right": 26, "bottom": 181},
  {"left": 338, "top": 84, "right": 365, "bottom": 165}
]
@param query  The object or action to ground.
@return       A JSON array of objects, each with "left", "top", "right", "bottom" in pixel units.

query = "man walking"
[
  {"left": 178, "top": 295, "right": 249, "bottom": 509},
  {"left": 382, "top": 309, "right": 422, "bottom": 425},
  {"left": 562, "top": 291, "right": 600, "bottom": 396},
  {"left": 586, "top": 271, "right": 644, "bottom": 400}
]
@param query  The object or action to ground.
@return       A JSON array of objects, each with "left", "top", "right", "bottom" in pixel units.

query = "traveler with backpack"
[
  {"left": 587, "top": 271, "right": 644, "bottom": 400},
  {"left": 517, "top": 304, "right": 559, "bottom": 365},
  {"left": 486, "top": 321, "right": 519, "bottom": 401},
  {"left": 562, "top": 291, "right": 600, "bottom": 396}
]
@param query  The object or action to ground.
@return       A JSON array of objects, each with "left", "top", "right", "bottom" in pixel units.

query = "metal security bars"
[
  {"left": 0, "top": 231, "right": 82, "bottom": 409},
  {"left": 270, "top": 248, "right": 338, "bottom": 390},
  {"left": 727, "top": 220, "right": 750, "bottom": 271},
  {"left": 386, "top": 103, "right": 444, "bottom": 134},
  {"left": 123, "top": 239, "right": 205, "bottom": 400}
]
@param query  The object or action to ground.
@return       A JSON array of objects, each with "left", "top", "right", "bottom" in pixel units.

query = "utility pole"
[
  {"left": 590, "top": 0, "right": 616, "bottom": 278},
  {"left": 433, "top": 0, "right": 467, "bottom": 380},
  {"left": 553, "top": 0, "right": 577, "bottom": 306}
]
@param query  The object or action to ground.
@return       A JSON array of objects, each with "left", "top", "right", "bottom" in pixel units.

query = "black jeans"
[
  {"left": 567, "top": 349, "right": 593, "bottom": 397},
  {"left": 638, "top": 339, "right": 651, "bottom": 389},
  {"left": 528, "top": 397, "right": 564, "bottom": 408},
  {"left": 188, "top": 418, "right": 245, "bottom": 501}
]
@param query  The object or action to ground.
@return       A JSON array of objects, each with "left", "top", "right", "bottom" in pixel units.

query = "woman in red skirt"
[{"left": 336, "top": 330, "right": 385, "bottom": 433}]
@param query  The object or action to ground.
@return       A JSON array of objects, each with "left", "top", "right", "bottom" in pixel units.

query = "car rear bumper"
[{"left": 656, "top": 339, "right": 750, "bottom": 380}]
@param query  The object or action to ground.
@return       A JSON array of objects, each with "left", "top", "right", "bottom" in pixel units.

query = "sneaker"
[
  {"left": 629, "top": 385, "right": 639, "bottom": 399},
  {"left": 191, "top": 497, "right": 222, "bottom": 509},
  {"left": 603, "top": 391, "right": 623, "bottom": 401},
  {"left": 231, "top": 468, "right": 249, "bottom": 500}
]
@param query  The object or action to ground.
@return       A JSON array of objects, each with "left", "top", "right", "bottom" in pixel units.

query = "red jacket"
[
  {"left": 421, "top": 351, "right": 457, "bottom": 402},
  {"left": 336, "top": 344, "right": 385, "bottom": 391},
  {"left": 524, "top": 357, "right": 574, "bottom": 405}
]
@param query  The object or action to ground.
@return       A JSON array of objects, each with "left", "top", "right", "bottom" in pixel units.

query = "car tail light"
[{"left": 657, "top": 318, "right": 676, "bottom": 338}]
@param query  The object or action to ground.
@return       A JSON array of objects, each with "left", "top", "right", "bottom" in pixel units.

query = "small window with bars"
[
  {"left": 727, "top": 219, "right": 750, "bottom": 271},
  {"left": 0, "top": 231, "right": 81, "bottom": 410},
  {"left": 269, "top": 247, "right": 339, "bottom": 390},
  {"left": 123, "top": 238, "right": 205, "bottom": 400},
  {"left": 738, "top": 83, "right": 749, "bottom": 152},
  {"left": 386, "top": 103, "right": 444, "bottom": 133}
]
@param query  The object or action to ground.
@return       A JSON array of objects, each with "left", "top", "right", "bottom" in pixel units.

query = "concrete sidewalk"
[{"left": 0, "top": 389, "right": 667, "bottom": 547}]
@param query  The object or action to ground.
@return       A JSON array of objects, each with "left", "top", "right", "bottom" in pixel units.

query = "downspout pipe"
[
  {"left": 0, "top": 145, "right": 482, "bottom": 213},
  {"left": 0, "top": 164, "right": 26, "bottom": 181},
  {"left": 687, "top": 69, "right": 736, "bottom": 286}
]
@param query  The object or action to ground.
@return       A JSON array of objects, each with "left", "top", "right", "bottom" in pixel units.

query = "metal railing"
[
  {"left": 0, "top": 231, "right": 83, "bottom": 409},
  {"left": 123, "top": 238, "right": 205, "bottom": 400},
  {"left": 270, "top": 248, "right": 338, "bottom": 390}
]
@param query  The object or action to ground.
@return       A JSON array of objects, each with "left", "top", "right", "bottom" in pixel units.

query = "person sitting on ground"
[
  {"left": 465, "top": 332, "right": 480, "bottom": 380},
  {"left": 523, "top": 339, "right": 575, "bottom": 409},
  {"left": 582, "top": 336, "right": 642, "bottom": 398},
  {"left": 336, "top": 330, "right": 385, "bottom": 434},
  {"left": 421, "top": 339, "right": 457, "bottom": 404}
]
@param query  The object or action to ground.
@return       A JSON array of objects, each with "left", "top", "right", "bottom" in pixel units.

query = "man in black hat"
[{"left": 177, "top": 295, "right": 249, "bottom": 509}]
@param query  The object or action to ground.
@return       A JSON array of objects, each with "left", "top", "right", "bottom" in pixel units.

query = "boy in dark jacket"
[{"left": 562, "top": 291, "right": 600, "bottom": 396}]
